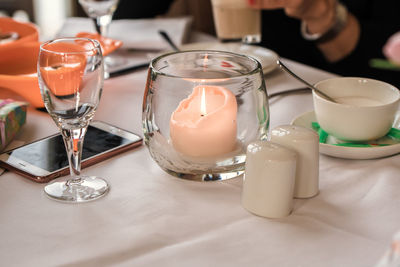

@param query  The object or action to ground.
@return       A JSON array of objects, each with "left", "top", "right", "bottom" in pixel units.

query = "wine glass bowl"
[
  {"left": 78, "top": 0, "right": 120, "bottom": 79},
  {"left": 78, "top": 0, "right": 119, "bottom": 37},
  {"left": 38, "top": 37, "right": 108, "bottom": 202}
]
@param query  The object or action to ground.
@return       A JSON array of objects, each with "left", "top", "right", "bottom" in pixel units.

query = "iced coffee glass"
[{"left": 211, "top": 0, "right": 261, "bottom": 43}]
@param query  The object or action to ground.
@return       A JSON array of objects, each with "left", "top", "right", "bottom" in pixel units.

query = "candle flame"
[{"left": 200, "top": 87, "right": 206, "bottom": 116}]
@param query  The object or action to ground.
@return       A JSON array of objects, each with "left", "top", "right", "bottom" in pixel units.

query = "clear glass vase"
[{"left": 142, "top": 50, "right": 269, "bottom": 181}]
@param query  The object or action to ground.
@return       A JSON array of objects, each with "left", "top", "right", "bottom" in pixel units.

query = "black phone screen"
[{"left": 6, "top": 125, "right": 133, "bottom": 172}]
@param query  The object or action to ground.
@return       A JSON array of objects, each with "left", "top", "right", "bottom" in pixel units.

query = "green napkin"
[
  {"left": 311, "top": 122, "right": 400, "bottom": 147},
  {"left": 369, "top": 58, "right": 400, "bottom": 71}
]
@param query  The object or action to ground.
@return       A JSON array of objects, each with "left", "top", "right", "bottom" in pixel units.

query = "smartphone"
[{"left": 0, "top": 121, "right": 142, "bottom": 183}]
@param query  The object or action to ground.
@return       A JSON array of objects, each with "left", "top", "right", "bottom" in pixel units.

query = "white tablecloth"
[{"left": 1, "top": 34, "right": 399, "bottom": 267}]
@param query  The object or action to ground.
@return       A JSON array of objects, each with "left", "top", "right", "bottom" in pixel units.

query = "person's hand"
[
  {"left": 248, "top": 0, "right": 360, "bottom": 62},
  {"left": 247, "top": 0, "right": 337, "bottom": 35}
]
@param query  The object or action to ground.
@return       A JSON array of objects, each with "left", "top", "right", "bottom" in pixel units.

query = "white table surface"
[{"left": 1, "top": 32, "right": 399, "bottom": 267}]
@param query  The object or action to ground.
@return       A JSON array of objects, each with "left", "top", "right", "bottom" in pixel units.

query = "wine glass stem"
[
  {"left": 93, "top": 14, "right": 112, "bottom": 36},
  {"left": 61, "top": 127, "right": 88, "bottom": 182}
]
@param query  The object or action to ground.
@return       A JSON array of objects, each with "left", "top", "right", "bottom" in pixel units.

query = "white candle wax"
[
  {"left": 170, "top": 85, "right": 237, "bottom": 157},
  {"left": 271, "top": 125, "right": 319, "bottom": 198}
]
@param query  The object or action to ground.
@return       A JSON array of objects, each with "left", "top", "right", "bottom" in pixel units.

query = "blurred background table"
[{"left": 0, "top": 28, "right": 399, "bottom": 267}]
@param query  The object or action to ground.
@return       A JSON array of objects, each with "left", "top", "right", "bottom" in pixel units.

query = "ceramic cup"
[{"left": 313, "top": 77, "right": 400, "bottom": 141}]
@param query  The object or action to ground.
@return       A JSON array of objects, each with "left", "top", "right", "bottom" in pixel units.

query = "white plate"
[
  {"left": 291, "top": 110, "right": 400, "bottom": 160},
  {"left": 179, "top": 42, "right": 279, "bottom": 74}
]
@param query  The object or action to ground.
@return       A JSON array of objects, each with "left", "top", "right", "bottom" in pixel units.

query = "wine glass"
[
  {"left": 37, "top": 37, "right": 109, "bottom": 202},
  {"left": 78, "top": 0, "right": 120, "bottom": 79},
  {"left": 78, "top": 0, "right": 119, "bottom": 37}
]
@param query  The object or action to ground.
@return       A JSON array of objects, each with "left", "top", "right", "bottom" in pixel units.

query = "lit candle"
[{"left": 170, "top": 85, "right": 237, "bottom": 157}]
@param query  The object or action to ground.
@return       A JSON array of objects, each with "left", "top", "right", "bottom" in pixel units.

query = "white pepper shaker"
[
  {"left": 271, "top": 125, "right": 319, "bottom": 198},
  {"left": 242, "top": 141, "right": 297, "bottom": 218}
]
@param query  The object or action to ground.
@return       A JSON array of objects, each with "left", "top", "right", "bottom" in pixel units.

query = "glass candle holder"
[{"left": 142, "top": 50, "right": 269, "bottom": 181}]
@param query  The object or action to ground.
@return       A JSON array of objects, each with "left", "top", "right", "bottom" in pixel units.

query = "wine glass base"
[{"left": 44, "top": 176, "right": 109, "bottom": 203}]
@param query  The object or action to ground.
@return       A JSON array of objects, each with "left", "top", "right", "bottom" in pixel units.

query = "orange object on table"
[
  {"left": 0, "top": 18, "right": 40, "bottom": 106},
  {"left": 39, "top": 42, "right": 86, "bottom": 97},
  {"left": 0, "top": 42, "right": 42, "bottom": 107},
  {"left": 0, "top": 24, "right": 119, "bottom": 108},
  {"left": 75, "top": 32, "right": 123, "bottom": 56},
  {"left": 0, "top": 41, "right": 90, "bottom": 108},
  {"left": 0, "top": 17, "right": 38, "bottom": 51}
]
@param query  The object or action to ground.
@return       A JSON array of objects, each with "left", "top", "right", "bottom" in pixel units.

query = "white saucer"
[
  {"left": 179, "top": 42, "right": 279, "bottom": 74},
  {"left": 291, "top": 110, "right": 400, "bottom": 160}
]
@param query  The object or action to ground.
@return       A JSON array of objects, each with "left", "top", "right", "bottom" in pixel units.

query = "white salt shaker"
[
  {"left": 242, "top": 141, "right": 297, "bottom": 218},
  {"left": 271, "top": 125, "right": 319, "bottom": 198}
]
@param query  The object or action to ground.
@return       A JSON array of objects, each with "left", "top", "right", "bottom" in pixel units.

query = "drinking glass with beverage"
[{"left": 211, "top": 0, "right": 261, "bottom": 44}]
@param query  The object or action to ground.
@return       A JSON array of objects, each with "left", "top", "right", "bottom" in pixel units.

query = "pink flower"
[{"left": 383, "top": 31, "right": 400, "bottom": 65}]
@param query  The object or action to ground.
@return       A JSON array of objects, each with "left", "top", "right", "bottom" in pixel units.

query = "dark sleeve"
[
  {"left": 113, "top": 0, "right": 174, "bottom": 19},
  {"left": 260, "top": 0, "right": 400, "bottom": 87},
  {"left": 327, "top": 0, "right": 400, "bottom": 87}
]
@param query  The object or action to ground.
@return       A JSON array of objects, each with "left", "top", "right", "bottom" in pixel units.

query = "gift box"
[{"left": 0, "top": 99, "right": 27, "bottom": 151}]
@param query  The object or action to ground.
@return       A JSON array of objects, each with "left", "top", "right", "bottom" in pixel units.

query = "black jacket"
[{"left": 260, "top": 0, "right": 400, "bottom": 87}]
